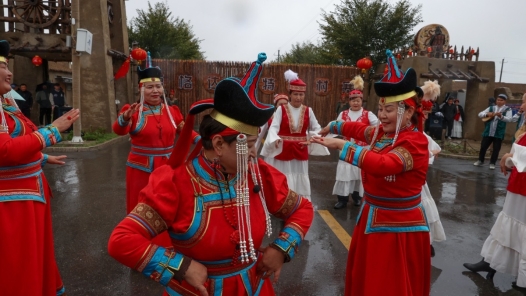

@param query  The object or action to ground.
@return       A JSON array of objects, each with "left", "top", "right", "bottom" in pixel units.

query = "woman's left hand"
[
  {"left": 500, "top": 153, "right": 513, "bottom": 176},
  {"left": 256, "top": 246, "right": 285, "bottom": 283},
  {"left": 310, "top": 136, "right": 346, "bottom": 150},
  {"left": 48, "top": 155, "right": 67, "bottom": 165}
]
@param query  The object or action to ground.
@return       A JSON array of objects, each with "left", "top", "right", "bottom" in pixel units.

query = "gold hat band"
[
  {"left": 383, "top": 90, "right": 417, "bottom": 104},
  {"left": 139, "top": 77, "right": 161, "bottom": 83},
  {"left": 0, "top": 57, "right": 6, "bottom": 63},
  {"left": 210, "top": 110, "right": 258, "bottom": 135}
]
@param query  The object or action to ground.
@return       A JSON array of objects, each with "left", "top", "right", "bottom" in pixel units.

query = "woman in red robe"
[
  {"left": 112, "top": 63, "right": 198, "bottom": 214},
  {"left": 0, "top": 40, "right": 80, "bottom": 296},
  {"left": 108, "top": 53, "right": 313, "bottom": 296},
  {"left": 312, "top": 50, "right": 431, "bottom": 295}
]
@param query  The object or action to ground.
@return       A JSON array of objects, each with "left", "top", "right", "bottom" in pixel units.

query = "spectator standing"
[
  {"left": 36, "top": 84, "right": 52, "bottom": 126},
  {"left": 16, "top": 83, "right": 33, "bottom": 118},
  {"left": 167, "top": 89, "right": 179, "bottom": 108},
  {"left": 440, "top": 97, "right": 456, "bottom": 139},
  {"left": 474, "top": 94, "right": 513, "bottom": 169},
  {"left": 452, "top": 99, "right": 465, "bottom": 138},
  {"left": 511, "top": 93, "right": 525, "bottom": 142},
  {"left": 49, "top": 83, "right": 66, "bottom": 120}
]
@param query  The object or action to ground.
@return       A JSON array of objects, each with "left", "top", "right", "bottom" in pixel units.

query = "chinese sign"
[
  {"left": 314, "top": 78, "right": 332, "bottom": 96},
  {"left": 177, "top": 74, "right": 194, "bottom": 91},
  {"left": 203, "top": 74, "right": 222, "bottom": 94},
  {"left": 259, "top": 77, "right": 277, "bottom": 95},
  {"left": 341, "top": 80, "right": 353, "bottom": 94}
]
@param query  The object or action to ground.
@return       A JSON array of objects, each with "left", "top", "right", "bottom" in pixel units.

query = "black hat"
[
  {"left": 189, "top": 53, "right": 275, "bottom": 135},
  {"left": 137, "top": 51, "right": 162, "bottom": 84},
  {"left": 0, "top": 40, "right": 9, "bottom": 63},
  {"left": 137, "top": 66, "right": 162, "bottom": 84},
  {"left": 374, "top": 50, "right": 420, "bottom": 103}
]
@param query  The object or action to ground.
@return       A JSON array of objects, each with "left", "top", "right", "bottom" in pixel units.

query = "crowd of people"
[{"left": 3, "top": 33, "right": 526, "bottom": 296}]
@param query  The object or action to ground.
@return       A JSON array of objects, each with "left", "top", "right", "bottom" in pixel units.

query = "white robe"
[
  {"left": 260, "top": 104, "right": 329, "bottom": 201},
  {"left": 332, "top": 108, "right": 378, "bottom": 197},
  {"left": 481, "top": 141, "right": 526, "bottom": 287}
]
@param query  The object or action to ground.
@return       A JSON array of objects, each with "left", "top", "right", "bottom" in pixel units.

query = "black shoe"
[
  {"left": 463, "top": 258, "right": 496, "bottom": 280},
  {"left": 351, "top": 192, "right": 362, "bottom": 207},
  {"left": 430, "top": 245, "right": 435, "bottom": 257},
  {"left": 334, "top": 201, "right": 347, "bottom": 209}
]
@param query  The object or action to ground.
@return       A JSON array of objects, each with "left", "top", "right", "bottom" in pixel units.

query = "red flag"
[{"left": 114, "top": 57, "right": 130, "bottom": 80}]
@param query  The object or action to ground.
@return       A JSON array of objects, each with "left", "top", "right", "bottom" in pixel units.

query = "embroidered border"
[
  {"left": 136, "top": 244, "right": 159, "bottom": 272},
  {"left": 364, "top": 126, "right": 375, "bottom": 144},
  {"left": 128, "top": 203, "right": 168, "bottom": 237},
  {"left": 272, "top": 189, "right": 300, "bottom": 219},
  {"left": 390, "top": 146, "right": 414, "bottom": 171},
  {"left": 118, "top": 114, "right": 129, "bottom": 127},
  {"left": 284, "top": 105, "right": 307, "bottom": 134}
]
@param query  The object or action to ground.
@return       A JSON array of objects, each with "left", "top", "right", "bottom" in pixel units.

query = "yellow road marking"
[{"left": 317, "top": 210, "right": 352, "bottom": 250}]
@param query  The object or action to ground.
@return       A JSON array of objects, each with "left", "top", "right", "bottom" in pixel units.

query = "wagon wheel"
[{"left": 12, "top": 0, "right": 63, "bottom": 29}]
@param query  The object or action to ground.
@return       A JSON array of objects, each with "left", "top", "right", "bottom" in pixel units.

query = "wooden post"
[{"left": 71, "top": 0, "right": 83, "bottom": 142}]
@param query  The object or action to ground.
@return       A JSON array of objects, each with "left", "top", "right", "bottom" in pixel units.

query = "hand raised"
[
  {"left": 51, "top": 109, "right": 80, "bottom": 132},
  {"left": 122, "top": 103, "right": 140, "bottom": 121}
]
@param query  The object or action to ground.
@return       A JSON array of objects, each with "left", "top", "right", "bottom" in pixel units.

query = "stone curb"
[
  {"left": 43, "top": 135, "right": 129, "bottom": 153},
  {"left": 439, "top": 152, "right": 479, "bottom": 160}
]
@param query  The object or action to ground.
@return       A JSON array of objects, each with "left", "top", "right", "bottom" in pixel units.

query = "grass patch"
[
  {"left": 441, "top": 140, "right": 479, "bottom": 155},
  {"left": 56, "top": 128, "right": 119, "bottom": 147}
]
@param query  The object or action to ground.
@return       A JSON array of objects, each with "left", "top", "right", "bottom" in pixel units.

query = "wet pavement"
[{"left": 45, "top": 140, "right": 525, "bottom": 295}]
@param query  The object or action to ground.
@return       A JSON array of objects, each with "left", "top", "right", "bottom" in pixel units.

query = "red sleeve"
[
  {"left": 0, "top": 114, "right": 61, "bottom": 164},
  {"left": 169, "top": 105, "right": 199, "bottom": 142},
  {"left": 257, "top": 159, "right": 313, "bottom": 261},
  {"left": 339, "top": 132, "right": 429, "bottom": 177},
  {"left": 332, "top": 121, "right": 376, "bottom": 145},
  {"left": 108, "top": 165, "right": 191, "bottom": 284},
  {"left": 112, "top": 104, "right": 132, "bottom": 135}
]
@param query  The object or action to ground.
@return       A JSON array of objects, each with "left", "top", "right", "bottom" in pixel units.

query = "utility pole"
[
  {"left": 499, "top": 59, "right": 504, "bottom": 83},
  {"left": 278, "top": 50, "right": 280, "bottom": 63},
  {"left": 71, "top": 0, "right": 83, "bottom": 142}
]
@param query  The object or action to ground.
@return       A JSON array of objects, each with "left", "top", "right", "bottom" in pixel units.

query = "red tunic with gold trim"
[
  {"left": 0, "top": 103, "right": 65, "bottom": 296},
  {"left": 329, "top": 120, "right": 431, "bottom": 296},
  {"left": 108, "top": 154, "right": 313, "bottom": 296},
  {"left": 274, "top": 104, "right": 309, "bottom": 161},
  {"left": 112, "top": 103, "right": 199, "bottom": 214}
]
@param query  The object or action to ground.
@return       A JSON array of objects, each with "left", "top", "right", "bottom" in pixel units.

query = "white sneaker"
[
  {"left": 447, "top": 137, "right": 452, "bottom": 140},
  {"left": 489, "top": 164, "right": 495, "bottom": 170},
  {"left": 473, "top": 161, "right": 483, "bottom": 166}
]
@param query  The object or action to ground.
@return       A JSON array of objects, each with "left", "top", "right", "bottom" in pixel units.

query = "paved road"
[{"left": 45, "top": 140, "right": 524, "bottom": 295}]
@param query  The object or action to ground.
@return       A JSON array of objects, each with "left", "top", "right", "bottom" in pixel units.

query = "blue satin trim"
[{"left": 141, "top": 247, "right": 185, "bottom": 286}]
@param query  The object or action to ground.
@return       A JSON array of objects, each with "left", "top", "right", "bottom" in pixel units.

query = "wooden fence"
[{"left": 152, "top": 59, "right": 361, "bottom": 127}]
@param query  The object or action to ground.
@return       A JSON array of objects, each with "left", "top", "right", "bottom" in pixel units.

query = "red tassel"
[{"left": 114, "top": 57, "right": 131, "bottom": 80}]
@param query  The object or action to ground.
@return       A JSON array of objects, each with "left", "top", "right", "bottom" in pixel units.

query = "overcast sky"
[{"left": 125, "top": 0, "right": 526, "bottom": 84}]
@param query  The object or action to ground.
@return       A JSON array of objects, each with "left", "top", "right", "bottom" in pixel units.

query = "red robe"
[
  {"left": 330, "top": 121, "right": 431, "bottom": 296},
  {"left": 112, "top": 103, "right": 198, "bottom": 214},
  {"left": 108, "top": 154, "right": 313, "bottom": 296},
  {"left": 0, "top": 103, "right": 65, "bottom": 295}
]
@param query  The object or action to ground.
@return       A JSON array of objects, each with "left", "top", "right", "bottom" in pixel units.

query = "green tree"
[
  {"left": 128, "top": 1, "right": 204, "bottom": 60},
  {"left": 279, "top": 41, "right": 322, "bottom": 64},
  {"left": 319, "top": 0, "right": 422, "bottom": 66}
]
